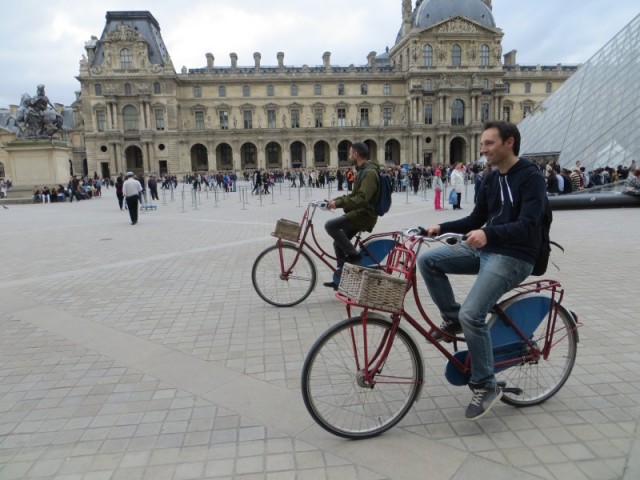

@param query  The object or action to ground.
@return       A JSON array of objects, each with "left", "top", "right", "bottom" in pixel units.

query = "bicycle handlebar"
[
  {"left": 403, "top": 228, "right": 467, "bottom": 245},
  {"left": 309, "top": 199, "right": 330, "bottom": 210}
]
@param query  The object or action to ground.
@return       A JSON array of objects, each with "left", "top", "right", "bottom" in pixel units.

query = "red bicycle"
[
  {"left": 301, "top": 230, "right": 581, "bottom": 439},
  {"left": 252, "top": 200, "right": 397, "bottom": 307}
]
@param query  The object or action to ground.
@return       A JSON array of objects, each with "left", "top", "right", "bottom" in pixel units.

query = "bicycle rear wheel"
[
  {"left": 301, "top": 316, "right": 423, "bottom": 439},
  {"left": 252, "top": 243, "right": 316, "bottom": 307},
  {"left": 493, "top": 299, "right": 578, "bottom": 407}
]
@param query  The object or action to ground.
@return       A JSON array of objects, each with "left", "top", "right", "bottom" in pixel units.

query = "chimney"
[
  {"left": 402, "top": 0, "right": 412, "bottom": 37},
  {"left": 277, "top": 51, "right": 285, "bottom": 68},
  {"left": 253, "top": 52, "right": 261, "bottom": 71},
  {"left": 482, "top": 0, "right": 492, "bottom": 10},
  {"left": 323, "top": 51, "right": 331, "bottom": 69},
  {"left": 503, "top": 49, "right": 517, "bottom": 66},
  {"left": 206, "top": 53, "right": 214, "bottom": 70},
  {"left": 230, "top": 52, "right": 238, "bottom": 70}
]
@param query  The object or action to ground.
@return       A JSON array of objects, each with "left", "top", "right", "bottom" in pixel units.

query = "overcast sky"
[{"left": 0, "top": 0, "right": 637, "bottom": 108}]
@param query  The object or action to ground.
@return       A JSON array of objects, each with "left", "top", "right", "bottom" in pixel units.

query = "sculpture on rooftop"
[{"left": 5, "top": 84, "right": 64, "bottom": 138}]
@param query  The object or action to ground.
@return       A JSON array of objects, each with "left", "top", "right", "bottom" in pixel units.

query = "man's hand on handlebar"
[
  {"left": 462, "top": 229, "right": 487, "bottom": 248},
  {"left": 326, "top": 199, "right": 337, "bottom": 210},
  {"left": 419, "top": 225, "right": 441, "bottom": 237}
]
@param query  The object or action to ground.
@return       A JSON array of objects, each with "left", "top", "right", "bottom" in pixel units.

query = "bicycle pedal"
[{"left": 502, "top": 387, "right": 524, "bottom": 395}]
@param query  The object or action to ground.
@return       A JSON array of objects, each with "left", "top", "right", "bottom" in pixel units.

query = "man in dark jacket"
[
  {"left": 417, "top": 121, "right": 545, "bottom": 421},
  {"left": 324, "top": 142, "right": 380, "bottom": 289}
]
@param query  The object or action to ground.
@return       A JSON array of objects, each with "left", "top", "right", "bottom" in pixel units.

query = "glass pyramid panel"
[{"left": 519, "top": 14, "right": 640, "bottom": 171}]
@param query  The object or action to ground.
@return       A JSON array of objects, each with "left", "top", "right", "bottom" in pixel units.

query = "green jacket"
[{"left": 334, "top": 161, "right": 380, "bottom": 232}]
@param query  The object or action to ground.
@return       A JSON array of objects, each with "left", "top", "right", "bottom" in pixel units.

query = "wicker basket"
[
  {"left": 274, "top": 219, "right": 301, "bottom": 242},
  {"left": 338, "top": 264, "right": 406, "bottom": 313}
]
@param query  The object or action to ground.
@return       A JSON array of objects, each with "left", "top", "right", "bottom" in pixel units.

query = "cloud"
[{"left": 0, "top": 0, "right": 638, "bottom": 107}]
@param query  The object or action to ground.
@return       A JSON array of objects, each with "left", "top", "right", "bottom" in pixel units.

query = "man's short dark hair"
[
  {"left": 483, "top": 121, "right": 521, "bottom": 156},
  {"left": 351, "top": 142, "right": 370, "bottom": 160}
]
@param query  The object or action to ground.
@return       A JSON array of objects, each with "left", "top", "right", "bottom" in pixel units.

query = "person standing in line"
[
  {"left": 417, "top": 121, "right": 546, "bottom": 420},
  {"left": 148, "top": 175, "right": 159, "bottom": 201},
  {"left": 433, "top": 169, "right": 444, "bottom": 211},
  {"left": 123, "top": 172, "right": 142, "bottom": 225},
  {"left": 450, "top": 162, "right": 465, "bottom": 210}
]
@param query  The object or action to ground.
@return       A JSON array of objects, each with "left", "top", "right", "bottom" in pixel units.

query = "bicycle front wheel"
[
  {"left": 495, "top": 300, "right": 578, "bottom": 407},
  {"left": 301, "top": 316, "right": 423, "bottom": 439},
  {"left": 252, "top": 243, "right": 317, "bottom": 307}
]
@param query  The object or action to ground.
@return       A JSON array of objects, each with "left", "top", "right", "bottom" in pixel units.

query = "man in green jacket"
[{"left": 324, "top": 142, "right": 380, "bottom": 289}]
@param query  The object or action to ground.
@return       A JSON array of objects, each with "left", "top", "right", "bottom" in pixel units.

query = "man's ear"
[{"left": 505, "top": 137, "right": 515, "bottom": 149}]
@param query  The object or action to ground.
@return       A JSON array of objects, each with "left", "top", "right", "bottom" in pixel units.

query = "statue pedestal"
[{"left": 4, "top": 140, "right": 71, "bottom": 194}]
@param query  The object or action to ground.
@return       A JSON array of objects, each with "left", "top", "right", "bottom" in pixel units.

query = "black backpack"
[{"left": 531, "top": 197, "right": 564, "bottom": 276}]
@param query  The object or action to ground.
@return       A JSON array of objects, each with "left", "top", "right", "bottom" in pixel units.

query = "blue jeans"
[{"left": 417, "top": 244, "right": 533, "bottom": 387}]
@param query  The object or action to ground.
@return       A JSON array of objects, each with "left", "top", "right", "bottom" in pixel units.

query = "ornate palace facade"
[{"left": 73, "top": 0, "right": 577, "bottom": 178}]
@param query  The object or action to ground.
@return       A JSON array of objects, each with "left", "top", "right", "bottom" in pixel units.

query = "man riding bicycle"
[
  {"left": 417, "top": 121, "right": 546, "bottom": 420},
  {"left": 324, "top": 142, "right": 380, "bottom": 290}
]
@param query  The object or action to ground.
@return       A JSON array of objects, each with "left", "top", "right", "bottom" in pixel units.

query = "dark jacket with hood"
[
  {"left": 334, "top": 160, "right": 380, "bottom": 232},
  {"left": 439, "top": 158, "right": 545, "bottom": 264}
]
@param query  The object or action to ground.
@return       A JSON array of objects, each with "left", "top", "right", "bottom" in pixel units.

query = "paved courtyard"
[{"left": 0, "top": 182, "right": 638, "bottom": 480}]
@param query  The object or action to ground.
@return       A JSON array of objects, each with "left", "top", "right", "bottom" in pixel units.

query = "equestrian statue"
[{"left": 5, "top": 84, "right": 64, "bottom": 139}]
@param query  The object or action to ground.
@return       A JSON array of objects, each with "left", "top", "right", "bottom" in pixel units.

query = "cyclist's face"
[{"left": 480, "top": 128, "right": 514, "bottom": 168}]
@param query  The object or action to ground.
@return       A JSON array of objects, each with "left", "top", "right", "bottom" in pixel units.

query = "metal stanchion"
[
  {"left": 271, "top": 188, "right": 275, "bottom": 204},
  {"left": 181, "top": 190, "right": 186, "bottom": 213},
  {"left": 297, "top": 185, "right": 302, "bottom": 207},
  {"left": 405, "top": 184, "right": 410, "bottom": 204},
  {"left": 192, "top": 190, "right": 198, "bottom": 210},
  {"left": 213, "top": 187, "right": 219, "bottom": 207},
  {"left": 161, "top": 187, "right": 167, "bottom": 206}
]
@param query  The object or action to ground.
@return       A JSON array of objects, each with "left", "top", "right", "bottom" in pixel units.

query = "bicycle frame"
[
  {"left": 337, "top": 234, "right": 582, "bottom": 386},
  {"left": 274, "top": 202, "right": 398, "bottom": 277}
]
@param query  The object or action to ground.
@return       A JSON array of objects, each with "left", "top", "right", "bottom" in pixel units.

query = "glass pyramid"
[{"left": 519, "top": 14, "right": 640, "bottom": 171}]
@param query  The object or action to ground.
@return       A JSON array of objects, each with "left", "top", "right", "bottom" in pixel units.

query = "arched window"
[
  {"left": 480, "top": 44, "right": 490, "bottom": 66},
  {"left": 123, "top": 105, "right": 139, "bottom": 132},
  {"left": 120, "top": 48, "right": 132, "bottom": 69},
  {"left": 451, "top": 99, "right": 465, "bottom": 126},
  {"left": 153, "top": 82, "right": 161, "bottom": 94},
  {"left": 451, "top": 44, "right": 462, "bottom": 67},
  {"left": 423, "top": 44, "right": 433, "bottom": 66},
  {"left": 241, "top": 143, "right": 257, "bottom": 165}
]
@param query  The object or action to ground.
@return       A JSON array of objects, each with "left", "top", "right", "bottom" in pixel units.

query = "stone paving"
[{"left": 0, "top": 182, "right": 638, "bottom": 480}]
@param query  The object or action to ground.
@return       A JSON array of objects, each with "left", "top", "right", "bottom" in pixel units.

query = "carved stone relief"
[{"left": 436, "top": 18, "right": 479, "bottom": 34}]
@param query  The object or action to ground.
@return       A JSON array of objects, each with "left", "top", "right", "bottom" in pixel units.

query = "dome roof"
[{"left": 414, "top": 0, "right": 496, "bottom": 30}]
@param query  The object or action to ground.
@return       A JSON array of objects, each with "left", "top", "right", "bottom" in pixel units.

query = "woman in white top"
[{"left": 450, "top": 162, "right": 465, "bottom": 210}]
